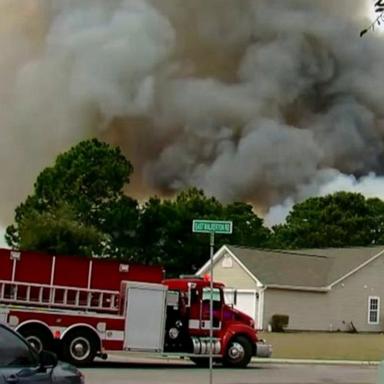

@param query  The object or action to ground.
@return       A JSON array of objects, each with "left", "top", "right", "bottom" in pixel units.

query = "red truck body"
[{"left": 0, "top": 248, "right": 271, "bottom": 367}]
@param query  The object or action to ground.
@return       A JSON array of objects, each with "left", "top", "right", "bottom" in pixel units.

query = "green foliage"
[
  {"left": 7, "top": 138, "right": 270, "bottom": 275},
  {"left": 11, "top": 137, "right": 384, "bottom": 277},
  {"left": 6, "top": 139, "right": 136, "bottom": 257},
  {"left": 271, "top": 192, "right": 384, "bottom": 249},
  {"left": 98, "top": 195, "right": 140, "bottom": 260},
  {"left": 14, "top": 203, "right": 105, "bottom": 256},
  {"left": 33, "top": 138, "right": 132, "bottom": 220},
  {"left": 223, "top": 202, "right": 270, "bottom": 248},
  {"left": 136, "top": 188, "right": 271, "bottom": 276}
]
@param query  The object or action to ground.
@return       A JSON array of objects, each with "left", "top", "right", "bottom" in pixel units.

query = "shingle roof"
[{"left": 225, "top": 245, "right": 384, "bottom": 288}]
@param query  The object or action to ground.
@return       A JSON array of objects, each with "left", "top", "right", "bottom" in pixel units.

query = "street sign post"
[{"left": 192, "top": 219, "right": 233, "bottom": 384}]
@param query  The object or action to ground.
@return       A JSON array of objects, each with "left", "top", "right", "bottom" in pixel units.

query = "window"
[
  {"left": 0, "top": 326, "right": 38, "bottom": 367},
  {"left": 368, "top": 296, "right": 380, "bottom": 325},
  {"left": 202, "top": 287, "right": 221, "bottom": 303}
]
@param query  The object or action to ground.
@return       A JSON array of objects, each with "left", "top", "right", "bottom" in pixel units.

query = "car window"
[{"left": 0, "top": 326, "right": 38, "bottom": 367}]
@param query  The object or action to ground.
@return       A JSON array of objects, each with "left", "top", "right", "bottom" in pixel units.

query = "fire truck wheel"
[
  {"left": 62, "top": 330, "right": 98, "bottom": 366},
  {"left": 223, "top": 335, "right": 252, "bottom": 368},
  {"left": 19, "top": 326, "right": 53, "bottom": 354}
]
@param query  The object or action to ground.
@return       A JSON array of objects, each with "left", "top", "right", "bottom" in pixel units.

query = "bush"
[{"left": 271, "top": 314, "right": 289, "bottom": 332}]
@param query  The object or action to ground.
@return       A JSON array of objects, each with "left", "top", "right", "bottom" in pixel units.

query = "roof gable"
[
  {"left": 198, "top": 245, "right": 384, "bottom": 291},
  {"left": 196, "top": 245, "right": 264, "bottom": 287}
]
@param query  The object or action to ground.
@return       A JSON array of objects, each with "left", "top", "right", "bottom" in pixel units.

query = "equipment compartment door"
[
  {"left": 124, "top": 282, "right": 167, "bottom": 352},
  {"left": 0, "top": 308, "right": 8, "bottom": 323}
]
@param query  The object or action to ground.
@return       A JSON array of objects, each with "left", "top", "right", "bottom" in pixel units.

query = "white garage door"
[{"left": 224, "top": 289, "right": 258, "bottom": 324}]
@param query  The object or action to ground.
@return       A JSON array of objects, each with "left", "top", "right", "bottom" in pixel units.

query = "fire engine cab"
[{"left": 0, "top": 248, "right": 272, "bottom": 368}]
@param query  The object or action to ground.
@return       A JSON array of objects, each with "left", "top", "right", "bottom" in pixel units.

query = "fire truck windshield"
[{"left": 202, "top": 287, "right": 221, "bottom": 302}]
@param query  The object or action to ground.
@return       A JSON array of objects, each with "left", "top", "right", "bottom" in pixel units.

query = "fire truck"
[{"left": 0, "top": 248, "right": 272, "bottom": 368}]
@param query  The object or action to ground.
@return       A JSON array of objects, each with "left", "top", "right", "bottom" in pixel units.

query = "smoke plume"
[{"left": 0, "top": 0, "right": 382, "bottom": 228}]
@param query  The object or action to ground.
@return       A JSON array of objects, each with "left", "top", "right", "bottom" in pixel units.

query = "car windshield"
[{"left": 0, "top": 326, "right": 38, "bottom": 367}]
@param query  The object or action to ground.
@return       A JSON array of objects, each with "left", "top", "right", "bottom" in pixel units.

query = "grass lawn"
[{"left": 259, "top": 332, "right": 384, "bottom": 361}]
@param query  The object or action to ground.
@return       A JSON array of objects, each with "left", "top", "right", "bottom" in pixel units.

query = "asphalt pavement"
[
  {"left": 81, "top": 355, "right": 381, "bottom": 384},
  {"left": 82, "top": 363, "right": 379, "bottom": 384}
]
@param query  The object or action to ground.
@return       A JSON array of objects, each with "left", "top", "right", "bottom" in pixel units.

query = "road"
[{"left": 82, "top": 359, "right": 380, "bottom": 384}]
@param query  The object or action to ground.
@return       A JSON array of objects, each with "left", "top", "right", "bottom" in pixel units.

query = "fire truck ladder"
[{"left": 0, "top": 280, "right": 120, "bottom": 313}]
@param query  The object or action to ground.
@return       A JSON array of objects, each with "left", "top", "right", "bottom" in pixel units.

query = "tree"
[
  {"left": 365, "top": 197, "right": 384, "bottom": 244},
  {"left": 271, "top": 192, "right": 384, "bottom": 249},
  {"left": 14, "top": 202, "right": 106, "bottom": 256},
  {"left": 163, "top": 188, "right": 226, "bottom": 275},
  {"left": 98, "top": 195, "right": 140, "bottom": 260},
  {"left": 6, "top": 139, "right": 271, "bottom": 272},
  {"left": 223, "top": 202, "right": 270, "bottom": 248},
  {"left": 135, "top": 189, "right": 223, "bottom": 274},
  {"left": 6, "top": 139, "right": 137, "bottom": 257},
  {"left": 137, "top": 188, "right": 271, "bottom": 276}
]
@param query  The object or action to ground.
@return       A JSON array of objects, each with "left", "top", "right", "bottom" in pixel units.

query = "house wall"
[
  {"left": 264, "top": 255, "right": 384, "bottom": 332},
  {"left": 327, "top": 255, "right": 384, "bottom": 333},
  {"left": 210, "top": 252, "right": 257, "bottom": 290},
  {"left": 263, "top": 289, "right": 330, "bottom": 331}
]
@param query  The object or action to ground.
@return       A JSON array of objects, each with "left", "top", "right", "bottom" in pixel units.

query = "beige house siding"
[
  {"left": 263, "top": 289, "right": 329, "bottom": 331},
  {"left": 211, "top": 253, "right": 257, "bottom": 290},
  {"left": 264, "top": 255, "right": 384, "bottom": 332},
  {"left": 327, "top": 255, "right": 384, "bottom": 332}
]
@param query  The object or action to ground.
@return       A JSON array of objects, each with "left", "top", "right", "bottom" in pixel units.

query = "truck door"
[
  {"left": 200, "top": 287, "right": 222, "bottom": 330},
  {"left": 123, "top": 282, "right": 167, "bottom": 352}
]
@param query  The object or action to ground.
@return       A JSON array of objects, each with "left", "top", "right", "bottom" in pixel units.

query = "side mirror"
[
  {"left": 39, "top": 350, "right": 58, "bottom": 368},
  {"left": 187, "top": 282, "right": 196, "bottom": 308}
]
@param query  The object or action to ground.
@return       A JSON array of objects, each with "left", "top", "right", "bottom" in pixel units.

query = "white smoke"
[
  {"left": 265, "top": 169, "right": 384, "bottom": 226},
  {"left": 264, "top": 198, "right": 295, "bottom": 228},
  {"left": 0, "top": 0, "right": 384, "bottom": 230}
]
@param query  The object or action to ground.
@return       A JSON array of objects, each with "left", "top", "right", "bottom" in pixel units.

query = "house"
[{"left": 196, "top": 245, "right": 384, "bottom": 332}]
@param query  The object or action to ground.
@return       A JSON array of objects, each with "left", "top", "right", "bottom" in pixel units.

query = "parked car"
[{"left": 0, "top": 323, "right": 84, "bottom": 384}]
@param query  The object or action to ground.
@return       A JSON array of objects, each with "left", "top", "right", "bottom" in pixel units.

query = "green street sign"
[{"left": 192, "top": 220, "right": 233, "bottom": 234}]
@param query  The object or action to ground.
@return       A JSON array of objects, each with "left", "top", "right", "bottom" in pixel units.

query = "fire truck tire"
[
  {"left": 18, "top": 325, "right": 53, "bottom": 354},
  {"left": 61, "top": 329, "right": 98, "bottom": 366},
  {"left": 223, "top": 335, "right": 252, "bottom": 368}
]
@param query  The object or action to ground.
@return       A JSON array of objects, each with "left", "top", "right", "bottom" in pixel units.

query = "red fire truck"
[{"left": 0, "top": 248, "right": 272, "bottom": 368}]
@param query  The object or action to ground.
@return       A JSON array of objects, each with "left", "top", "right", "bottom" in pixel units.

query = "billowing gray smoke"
[{"left": 0, "top": 0, "right": 382, "bottom": 228}]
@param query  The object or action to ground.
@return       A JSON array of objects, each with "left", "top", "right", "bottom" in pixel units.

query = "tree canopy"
[
  {"left": 5, "top": 140, "right": 270, "bottom": 276},
  {"left": 136, "top": 188, "right": 271, "bottom": 276},
  {"left": 7, "top": 138, "right": 384, "bottom": 277},
  {"left": 6, "top": 139, "right": 137, "bottom": 257},
  {"left": 271, "top": 192, "right": 384, "bottom": 249}
]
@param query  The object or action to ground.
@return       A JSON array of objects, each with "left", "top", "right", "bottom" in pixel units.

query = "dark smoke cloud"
[{"left": 0, "top": 0, "right": 382, "bottom": 230}]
